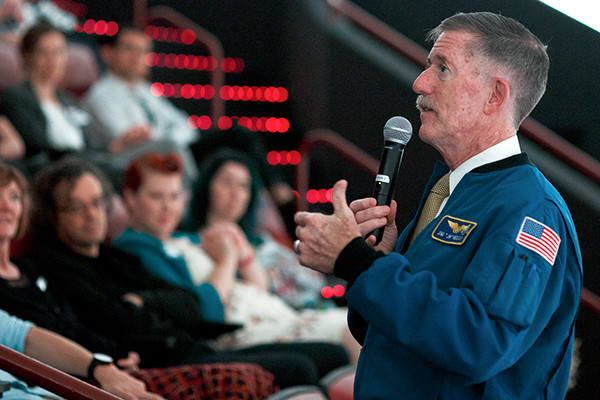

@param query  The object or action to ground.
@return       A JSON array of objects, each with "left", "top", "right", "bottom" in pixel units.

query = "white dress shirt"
[{"left": 437, "top": 135, "right": 521, "bottom": 216}]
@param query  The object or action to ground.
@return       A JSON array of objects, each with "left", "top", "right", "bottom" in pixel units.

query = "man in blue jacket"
[{"left": 294, "top": 11, "right": 582, "bottom": 399}]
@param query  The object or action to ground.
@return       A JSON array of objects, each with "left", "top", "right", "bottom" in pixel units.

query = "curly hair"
[
  {"left": 182, "top": 148, "right": 264, "bottom": 244},
  {"left": 30, "top": 157, "right": 114, "bottom": 239}
]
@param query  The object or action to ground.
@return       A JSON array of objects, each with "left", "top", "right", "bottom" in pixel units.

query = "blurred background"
[{"left": 4, "top": 0, "right": 600, "bottom": 398}]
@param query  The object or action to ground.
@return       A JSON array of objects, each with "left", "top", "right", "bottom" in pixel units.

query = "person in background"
[
  {"left": 0, "top": 20, "right": 96, "bottom": 175},
  {"left": 83, "top": 25, "right": 198, "bottom": 182},
  {"left": 183, "top": 148, "right": 329, "bottom": 310},
  {"left": 189, "top": 126, "right": 297, "bottom": 240},
  {"left": 0, "top": 309, "right": 162, "bottom": 400},
  {"left": 294, "top": 11, "right": 582, "bottom": 399},
  {"left": 0, "top": 0, "right": 77, "bottom": 44},
  {"left": 0, "top": 161, "right": 271, "bottom": 400},
  {"left": 24, "top": 156, "right": 349, "bottom": 389},
  {"left": 114, "top": 152, "right": 360, "bottom": 363}
]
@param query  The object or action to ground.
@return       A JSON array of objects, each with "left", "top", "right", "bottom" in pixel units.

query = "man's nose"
[{"left": 412, "top": 68, "right": 431, "bottom": 95}]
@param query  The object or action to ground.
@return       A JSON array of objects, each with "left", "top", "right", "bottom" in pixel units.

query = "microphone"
[{"left": 369, "top": 116, "right": 413, "bottom": 245}]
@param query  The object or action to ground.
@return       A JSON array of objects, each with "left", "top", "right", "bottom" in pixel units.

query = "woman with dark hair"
[
  {"left": 183, "top": 148, "right": 329, "bottom": 310},
  {"left": 0, "top": 21, "right": 90, "bottom": 167},
  {"left": 0, "top": 161, "right": 277, "bottom": 400}
]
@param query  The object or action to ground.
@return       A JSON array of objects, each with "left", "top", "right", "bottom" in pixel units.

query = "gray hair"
[{"left": 427, "top": 12, "right": 549, "bottom": 128}]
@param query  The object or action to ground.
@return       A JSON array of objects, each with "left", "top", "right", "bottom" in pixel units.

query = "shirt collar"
[{"left": 449, "top": 135, "right": 521, "bottom": 195}]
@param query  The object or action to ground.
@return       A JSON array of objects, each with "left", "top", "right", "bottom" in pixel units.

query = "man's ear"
[
  {"left": 484, "top": 77, "right": 510, "bottom": 116},
  {"left": 99, "top": 45, "right": 112, "bottom": 65}
]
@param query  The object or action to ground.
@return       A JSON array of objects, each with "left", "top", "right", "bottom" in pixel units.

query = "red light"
[
  {"left": 254, "top": 87, "right": 263, "bottom": 101},
  {"left": 181, "top": 29, "right": 196, "bottom": 44},
  {"left": 263, "top": 87, "right": 273, "bottom": 102},
  {"left": 218, "top": 116, "right": 233, "bottom": 130},
  {"left": 306, "top": 189, "right": 319, "bottom": 204},
  {"left": 264, "top": 117, "right": 276, "bottom": 133},
  {"left": 332, "top": 284, "right": 346, "bottom": 297},
  {"left": 278, "top": 88, "right": 289, "bottom": 102},
  {"left": 321, "top": 286, "right": 334, "bottom": 299},
  {"left": 220, "top": 86, "right": 232, "bottom": 101},
  {"left": 206, "top": 56, "right": 218, "bottom": 71},
  {"left": 192, "top": 85, "right": 203, "bottom": 99},
  {"left": 292, "top": 190, "right": 299, "bottom": 198},
  {"left": 318, "top": 189, "right": 328, "bottom": 203},
  {"left": 185, "top": 55, "right": 197, "bottom": 69},
  {"left": 83, "top": 19, "right": 95, "bottom": 34},
  {"left": 233, "top": 58, "right": 245, "bottom": 73},
  {"left": 181, "top": 84, "right": 194, "bottom": 99},
  {"left": 94, "top": 20, "right": 108, "bottom": 35},
  {"left": 165, "top": 54, "right": 176, "bottom": 68},
  {"left": 278, "top": 118, "right": 290, "bottom": 133},
  {"left": 150, "top": 82, "right": 164, "bottom": 96},
  {"left": 197, "top": 115, "right": 212, "bottom": 130},
  {"left": 271, "top": 88, "right": 281, "bottom": 102},
  {"left": 145, "top": 52, "right": 158, "bottom": 67},
  {"left": 155, "top": 53, "right": 165, "bottom": 67},
  {"left": 289, "top": 151, "right": 301, "bottom": 165},
  {"left": 242, "top": 87, "right": 252, "bottom": 101},
  {"left": 267, "top": 151, "right": 280, "bottom": 165},
  {"left": 144, "top": 26, "right": 156, "bottom": 39},
  {"left": 163, "top": 83, "right": 175, "bottom": 98},
  {"left": 203, "top": 85, "right": 215, "bottom": 99},
  {"left": 326, "top": 188, "right": 333, "bottom": 202},
  {"left": 221, "top": 57, "right": 235, "bottom": 73},
  {"left": 107, "top": 21, "right": 119, "bottom": 36},
  {"left": 175, "top": 54, "right": 187, "bottom": 69},
  {"left": 188, "top": 116, "right": 198, "bottom": 129},
  {"left": 279, "top": 151, "right": 289, "bottom": 165},
  {"left": 169, "top": 28, "right": 180, "bottom": 42}
]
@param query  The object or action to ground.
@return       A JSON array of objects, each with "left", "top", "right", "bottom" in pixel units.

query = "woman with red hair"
[{"left": 116, "top": 152, "right": 360, "bottom": 364}]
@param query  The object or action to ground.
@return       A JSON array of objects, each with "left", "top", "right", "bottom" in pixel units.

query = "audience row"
[
  {"left": 0, "top": 154, "right": 353, "bottom": 399},
  {"left": 0, "top": 17, "right": 355, "bottom": 400}
]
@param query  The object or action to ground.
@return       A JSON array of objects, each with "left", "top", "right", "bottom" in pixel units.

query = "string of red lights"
[{"left": 74, "top": 18, "right": 333, "bottom": 204}]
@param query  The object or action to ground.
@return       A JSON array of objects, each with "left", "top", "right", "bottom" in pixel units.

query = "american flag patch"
[{"left": 516, "top": 217, "right": 561, "bottom": 266}]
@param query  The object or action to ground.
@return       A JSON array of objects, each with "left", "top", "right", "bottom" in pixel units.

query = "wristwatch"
[{"left": 87, "top": 353, "right": 114, "bottom": 381}]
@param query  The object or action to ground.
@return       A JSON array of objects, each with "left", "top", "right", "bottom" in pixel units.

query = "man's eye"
[{"left": 439, "top": 65, "right": 448, "bottom": 73}]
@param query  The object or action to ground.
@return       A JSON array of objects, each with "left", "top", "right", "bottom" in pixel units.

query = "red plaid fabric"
[{"left": 132, "top": 363, "right": 277, "bottom": 400}]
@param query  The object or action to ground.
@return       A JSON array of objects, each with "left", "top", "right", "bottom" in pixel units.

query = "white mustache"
[{"left": 416, "top": 95, "right": 437, "bottom": 113}]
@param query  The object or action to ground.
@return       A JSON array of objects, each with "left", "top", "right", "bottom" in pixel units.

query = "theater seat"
[
  {"left": 0, "top": 42, "right": 22, "bottom": 92},
  {"left": 60, "top": 42, "right": 99, "bottom": 98},
  {"left": 264, "top": 385, "right": 327, "bottom": 400},
  {"left": 319, "top": 365, "right": 355, "bottom": 400}
]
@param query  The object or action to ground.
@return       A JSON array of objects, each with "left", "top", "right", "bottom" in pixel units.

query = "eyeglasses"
[{"left": 58, "top": 196, "right": 108, "bottom": 215}]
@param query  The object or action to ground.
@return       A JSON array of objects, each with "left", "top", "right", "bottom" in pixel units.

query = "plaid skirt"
[{"left": 131, "top": 362, "right": 278, "bottom": 400}]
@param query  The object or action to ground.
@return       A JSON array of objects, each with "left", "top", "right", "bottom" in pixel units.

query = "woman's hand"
[
  {"left": 116, "top": 351, "right": 141, "bottom": 373},
  {"left": 94, "top": 363, "right": 162, "bottom": 400},
  {"left": 201, "top": 223, "right": 239, "bottom": 265}
]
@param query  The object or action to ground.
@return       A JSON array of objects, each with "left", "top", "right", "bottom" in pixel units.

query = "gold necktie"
[{"left": 409, "top": 172, "right": 450, "bottom": 246}]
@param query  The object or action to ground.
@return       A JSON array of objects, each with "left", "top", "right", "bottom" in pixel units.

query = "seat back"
[
  {"left": 319, "top": 365, "right": 355, "bottom": 400},
  {"left": 264, "top": 385, "right": 327, "bottom": 400},
  {"left": 59, "top": 42, "right": 100, "bottom": 98},
  {"left": 0, "top": 42, "right": 22, "bottom": 92}
]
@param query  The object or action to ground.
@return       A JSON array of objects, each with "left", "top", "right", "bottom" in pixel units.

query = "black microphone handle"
[{"left": 369, "top": 142, "right": 405, "bottom": 244}]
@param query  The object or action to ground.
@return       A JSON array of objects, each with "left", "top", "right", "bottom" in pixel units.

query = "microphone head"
[{"left": 383, "top": 116, "right": 412, "bottom": 145}]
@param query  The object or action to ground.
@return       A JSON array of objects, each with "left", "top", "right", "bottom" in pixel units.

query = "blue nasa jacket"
[{"left": 335, "top": 154, "right": 582, "bottom": 399}]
